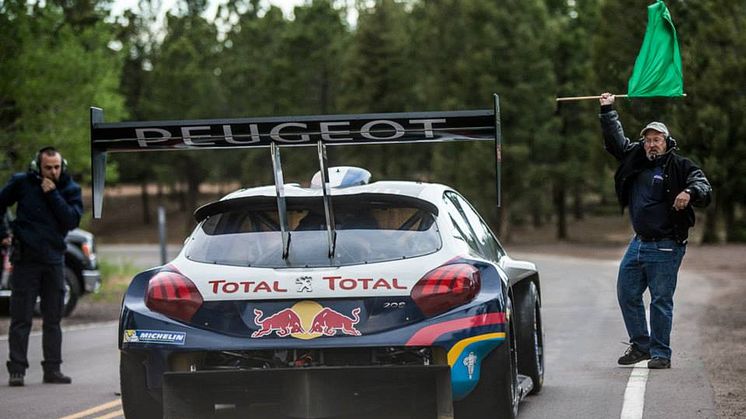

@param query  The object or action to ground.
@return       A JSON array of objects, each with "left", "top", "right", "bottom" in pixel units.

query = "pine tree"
[{"left": 0, "top": 0, "right": 125, "bottom": 182}]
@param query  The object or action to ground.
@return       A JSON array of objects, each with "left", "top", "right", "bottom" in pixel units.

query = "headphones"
[{"left": 29, "top": 146, "right": 67, "bottom": 175}]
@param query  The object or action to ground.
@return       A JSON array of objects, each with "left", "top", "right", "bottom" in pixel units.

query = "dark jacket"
[
  {"left": 599, "top": 108, "right": 711, "bottom": 242},
  {"left": 0, "top": 171, "right": 83, "bottom": 264}
]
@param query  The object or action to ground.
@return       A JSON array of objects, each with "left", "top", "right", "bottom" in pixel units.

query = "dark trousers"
[{"left": 6, "top": 262, "right": 65, "bottom": 374}]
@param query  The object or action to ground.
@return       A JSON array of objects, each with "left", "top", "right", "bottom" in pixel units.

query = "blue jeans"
[{"left": 617, "top": 236, "right": 686, "bottom": 359}]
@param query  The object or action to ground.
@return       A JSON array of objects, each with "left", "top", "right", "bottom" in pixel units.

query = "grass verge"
[{"left": 89, "top": 258, "right": 142, "bottom": 304}]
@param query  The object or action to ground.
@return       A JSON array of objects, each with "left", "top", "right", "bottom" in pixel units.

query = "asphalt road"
[
  {"left": 514, "top": 253, "right": 716, "bottom": 419},
  {"left": 0, "top": 321, "right": 121, "bottom": 418},
  {"left": 0, "top": 252, "right": 717, "bottom": 419}
]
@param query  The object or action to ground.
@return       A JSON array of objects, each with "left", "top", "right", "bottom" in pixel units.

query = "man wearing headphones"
[
  {"left": 0, "top": 147, "right": 82, "bottom": 386},
  {"left": 599, "top": 93, "right": 712, "bottom": 369}
]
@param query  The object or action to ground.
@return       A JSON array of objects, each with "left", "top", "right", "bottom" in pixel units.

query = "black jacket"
[
  {"left": 599, "top": 108, "right": 712, "bottom": 242},
  {"left": 0, "top": 171, "right": 83, "bottom": 264}
]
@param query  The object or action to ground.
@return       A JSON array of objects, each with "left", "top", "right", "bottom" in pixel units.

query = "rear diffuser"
[{"left": 162, "top": 365, "right": 453, "bottom": 419}]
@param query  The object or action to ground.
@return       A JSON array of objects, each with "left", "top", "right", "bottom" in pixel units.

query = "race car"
[{"left": 90, "top": 98, "right": 544, "bottom": 419}]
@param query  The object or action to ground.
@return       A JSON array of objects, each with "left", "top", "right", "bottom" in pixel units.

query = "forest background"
[{"left": 2, "top": 0, "right": 745, "bottom": 243}]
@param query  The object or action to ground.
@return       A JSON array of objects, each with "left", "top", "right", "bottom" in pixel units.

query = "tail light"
[
  {"left": 81, "top": 243, "right": 91, "bottom": 258},
  {"left": 411, "top": 263, "right": 481, "bottom": 317},
  {"left": 81, "top": 238, "right": 97, "bottom": 265},
  {"left": 146, "top": 269, "right": 203, "bottom": 322}
]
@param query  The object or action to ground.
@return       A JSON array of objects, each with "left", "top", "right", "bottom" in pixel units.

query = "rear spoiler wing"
[{"left": 90, "top": 94, "right": 503, "bottom": 254}]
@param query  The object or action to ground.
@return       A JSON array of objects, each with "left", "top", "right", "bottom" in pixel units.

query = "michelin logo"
[
  {"left": 123, "top": 329, "right": 186, "bottom": 345},
  {"left": 463, "top": 352, "right": 477, "bottom": 380}
]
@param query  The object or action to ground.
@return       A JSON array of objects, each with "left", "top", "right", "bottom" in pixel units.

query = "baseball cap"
[{"left": 640, "top": 121, "right": 669, "bottom": 138}]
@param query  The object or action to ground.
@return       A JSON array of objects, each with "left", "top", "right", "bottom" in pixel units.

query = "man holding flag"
[
  {"left": 596, "top": 0, "right": 712, "bottom": 370},
  {"left": 598, "top": 92, "right": 711, "bottom": 369}
]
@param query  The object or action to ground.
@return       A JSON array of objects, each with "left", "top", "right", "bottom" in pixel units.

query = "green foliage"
[
  {"left": 3, "top": 0, "right": 745, "bottom": 242},
  {"left": 671, "top": 1, "right": 746, "bottom": 241},
  {"left": 342, "top": 0, "right": 414, "bottom": 113},
  {"left": 592, "top": 0, "right": 746, "bottom": 242},
  {"left": 142, "top": 12, "right": 223, "bottom": 119},
  {"left": 134, "top": 4, "right": 227, "bottom": 230},
  {"left": 0, "top": 0, "right": 125, "bottom": 181},
  {"left": 215, "top": 1, "right": 353, "bottom": 187},
  {"left": 219, "top": 5, "right": 292, "bottom": 117},
  {"left": 545, "top": 0, "right": 602, "bottom": 237},
  {"left": 333, "top": 0, "right": 419, "bottom": 183},
  {"left": 410, "top": 0, "right": 558, "bottom": 235},
  {"left": 285, "top": 0, "right": 350, "bottom": 115}
]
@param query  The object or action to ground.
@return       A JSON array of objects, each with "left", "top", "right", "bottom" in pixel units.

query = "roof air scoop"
[{"left": 311, "top": 166, "right": 371, "bottom": 189}]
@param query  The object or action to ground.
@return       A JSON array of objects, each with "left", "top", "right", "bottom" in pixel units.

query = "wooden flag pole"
[
  {"left": 555, "top": 93, "right": 686, "bottom": 102},
  {"left": 556, "top": 94, "right": 629, "bottom": 102}
]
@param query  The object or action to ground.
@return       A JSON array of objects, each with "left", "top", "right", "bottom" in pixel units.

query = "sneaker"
[
  {"left": 647, "top": 357, "right": 671, "bottom": 369},
  {"left": 617, "top": 345, "right": 651, "bottom": 365},
  {"left": 9, "top": 373, "right": 24, "bottom": 387},
  {"left": 43, "top": 371, "right": 72, "bottom": 384}
]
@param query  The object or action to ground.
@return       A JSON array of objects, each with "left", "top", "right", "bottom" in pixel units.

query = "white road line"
[
  {"left": 93, "top": 409, "right": 124, "bottom": 419},
  {"left": 620, "top": 361, "right": 650, "bottom": 419},
  {"left": 59, "top": 399, "right": 121, "bottom": 419},
  {"left": 0, "top": 320, "right": 118, "bottom": 341}
]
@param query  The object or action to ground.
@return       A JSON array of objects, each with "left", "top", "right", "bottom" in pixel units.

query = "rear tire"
[
  {"left": 515, "top": 281, "right": 544, "bottom": 394},
  {"left": 120, "top": 351, "right": 162, "bottom": 419},
  {"left": 454, "top": 317, "right": 518, "bottom": 419},
  {"left": 62, "top": 266, "right": 81, "bottom": 317}
]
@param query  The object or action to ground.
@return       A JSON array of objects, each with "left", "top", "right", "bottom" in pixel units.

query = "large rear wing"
[{"left": 90, "top": 94, "right": 503, "bottom": 255}]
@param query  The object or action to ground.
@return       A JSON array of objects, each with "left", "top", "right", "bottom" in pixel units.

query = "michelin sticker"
[{"left": 124, "top": 329, "right": 186, "bottom": 345}]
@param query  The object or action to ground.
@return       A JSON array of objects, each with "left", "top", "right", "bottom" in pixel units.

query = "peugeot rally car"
[{"left": 91, "top": 98, "right": 544, "bottom": 419}]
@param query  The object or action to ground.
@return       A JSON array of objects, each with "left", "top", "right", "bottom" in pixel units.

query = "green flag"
[{"left": 627, "top": 0, "right": 684, "bottom": 97}]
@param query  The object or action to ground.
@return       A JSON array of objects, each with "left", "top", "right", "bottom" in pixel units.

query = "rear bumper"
[
  {"left": 162, "top": 365, "right": 453, "bottom": 419},
  {"left": 82, "top": 269, "right": 101, "bottom": 293}
]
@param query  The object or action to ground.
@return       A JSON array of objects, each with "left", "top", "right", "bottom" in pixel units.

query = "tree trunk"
[
  {"left": 184, "top": 171, "right": 200, "bottom": 235},
  {"left": 177, "top": 182, "right": 187, "bottom": 212},
  {"left": 724, "top": 200, "right": 736, "bottom": 243},
  {"left": 573, "top": 183, "right": 584, "bottom": 220},
  {"left": 554, "top": 180, "right": 567, "bottom": 240},
  {"left": 320, "top": 66, "right": 329, "bottom": 114},
  {"left": 532, "top": 200, "right": 542, "bottom": 228},
  {"left": 140, "top": 181, "right": 151, "bottom": 225},
  {"left": 701, "top": 194, "right": 720, "bottom": 244}
]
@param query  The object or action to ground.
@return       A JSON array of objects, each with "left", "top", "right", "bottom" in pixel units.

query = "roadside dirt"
[{"left": 686, "top": 246, "right": 746, "bottom": 418}]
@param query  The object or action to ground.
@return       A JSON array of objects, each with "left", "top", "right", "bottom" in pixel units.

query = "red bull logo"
[
  {"left": 251, "top": 301, "right": 362, "bottom": 339},
  {"left": 251, "top": 308, "right": 304, "bottom": 338},
  {"left": 309, "top": 307, "right": 361, "bottom": 336}
]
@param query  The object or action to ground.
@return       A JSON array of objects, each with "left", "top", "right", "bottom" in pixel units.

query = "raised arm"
[{"left": 598, "top": 92, "right": 638, "bottom": 161}]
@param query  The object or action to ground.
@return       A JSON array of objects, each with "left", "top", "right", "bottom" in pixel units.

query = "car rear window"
[{"left": 185, "top": 195, "right": 441, "bottom": 268}]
